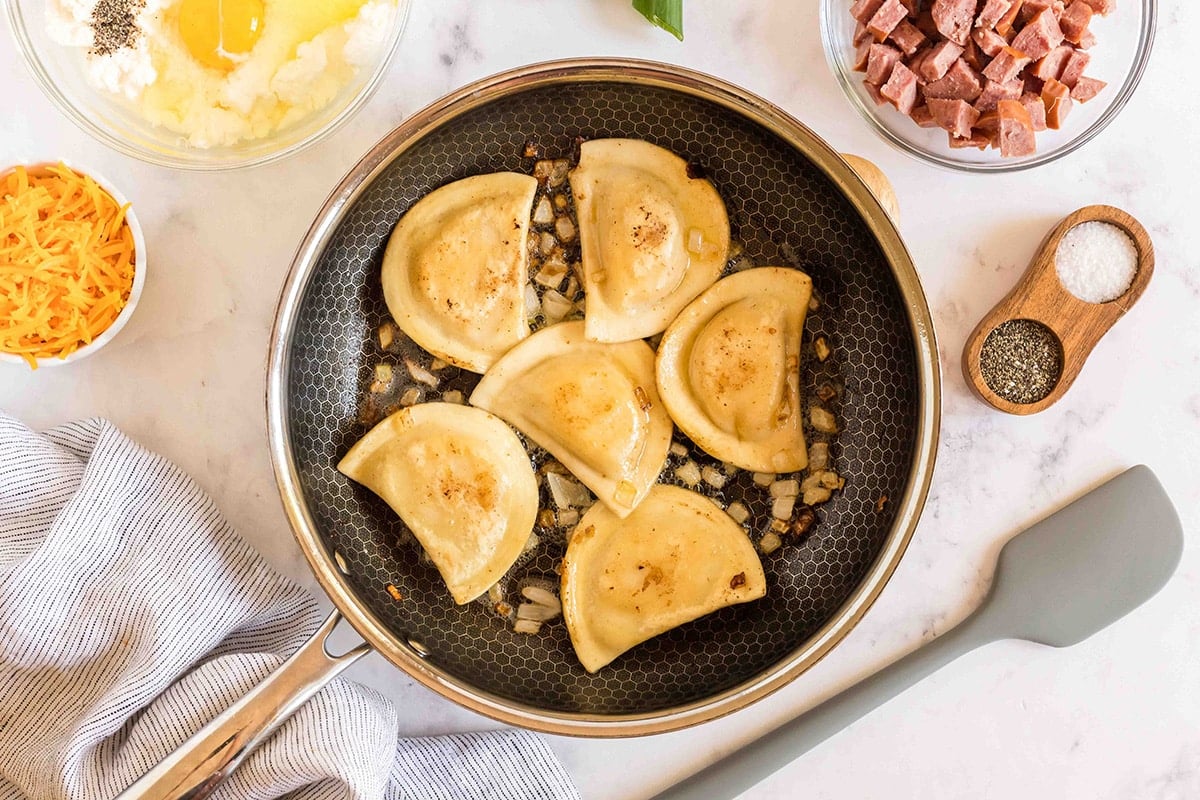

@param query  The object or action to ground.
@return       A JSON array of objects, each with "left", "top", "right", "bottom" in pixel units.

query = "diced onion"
[
  {"left": 810, "top": 406, "right": 839, "bottom": 434},
  {"left": 675, "top": 460, "right": 702, "bottom": 487},
  {"left": 517, "top": 603, "right": 560, "bottom": 622},
  {"left": 752, "top": 472, "right": 775, "bottom": 487},
  {"left": 769, "top": 479, "right": 800, "bottom": 499},
  {"left": 521, "top": 585, "right": 561, "bottom": 611},
  {"left": 524, "top": 283, "right": 541, "bottom": 318},
  {"left": 405, "top": 357, "right": 439, "bottom": 388},
  {"left": 701, "top": 465, "right": 727, "bottom": 489},
  {"left": 669, "top": 442, "right": 688, "bottom": 458},
  {"left": 542, "top": 289, "right": 574, "bottom": 322},
  {"left": 809, "top": 442, "right": 830, "bottom": 471},
  {"left": 533, "top": 197, "right": 554, "bottom": 224},
  {"left": 555, "top": 217, "right": 576, "bottom": 241},
  {"left": 399, "top": 387, "right": 422, "bottom": 406},
  {"left": 442, "top": 390, "right": 464, "bottom": 404},
  {"left": 772, "top": 495, "right": 796, "bottom": 521},
  {"left": 513, "top": 619, "right": 543, "bottom": 634},
  {"left": 727, "top": 501, "right": 750, "bottom": 525},
  {"left": 759, "top": 532, "right": 783, "bottom": 555},
  {"left": 547, "top": 472, "right": 592, "bottom": 508}
]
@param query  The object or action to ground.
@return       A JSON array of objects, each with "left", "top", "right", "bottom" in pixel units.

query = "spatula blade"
[{"left": 980, "top": 465, "right": 1182, "bottom": 648}]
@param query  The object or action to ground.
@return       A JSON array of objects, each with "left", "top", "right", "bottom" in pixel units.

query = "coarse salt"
[{"left": 1055, "top": 222, "right": 1138, "bottom": 304}]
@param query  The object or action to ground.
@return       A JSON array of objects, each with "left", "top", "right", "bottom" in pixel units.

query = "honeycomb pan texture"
[{"left": 285, "top": 79, "right": 920, "bottom": 716}]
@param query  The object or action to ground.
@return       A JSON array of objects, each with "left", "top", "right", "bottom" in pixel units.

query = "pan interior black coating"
[{"left": 286, "top": 81, "right": 918, "bottom": 715}]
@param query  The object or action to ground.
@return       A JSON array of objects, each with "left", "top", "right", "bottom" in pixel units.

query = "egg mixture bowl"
[{"left": 7, "top": 0, "right": 411, "bottom": 170}]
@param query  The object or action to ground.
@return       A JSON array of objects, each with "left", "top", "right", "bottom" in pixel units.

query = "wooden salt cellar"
[{"left": 963, "top": 205, "right": 1155, "bottom": 415}]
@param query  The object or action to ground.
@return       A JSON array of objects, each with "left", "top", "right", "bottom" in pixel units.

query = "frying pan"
[{"left": 117, "top": 59, "right": 940, "bottom": 798}]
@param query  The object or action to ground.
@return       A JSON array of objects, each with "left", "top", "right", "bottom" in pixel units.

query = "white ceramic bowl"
[
  {"left": 0, "top": 162, "right": 146, "bottom": 368},
  {"left": 7, "top": 0, "right": 411, "bottom": 170}
]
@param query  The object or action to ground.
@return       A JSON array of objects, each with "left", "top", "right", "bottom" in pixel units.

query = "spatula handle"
[{"left": 649, "top": 617, "right": 992, "bottom": 800}]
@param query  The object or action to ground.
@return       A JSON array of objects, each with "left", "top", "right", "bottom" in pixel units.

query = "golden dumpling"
[
  {"left": 561, "top": 485, "right": 767, "bottom": 672},
  {"left": 337, "top": 403, "right": 538, "bottom": 604},
  {"left": 656, "top": 267, "right": 812, "bottom": 473},
  {"left": 470, "top": 321, "right": 672, "bottom": 518},
  {"left": 570, "top": 139, "right": 729, "bottom": 343},
  {"left": 381, "top": 172, "right": 537, "bottom": 373}
]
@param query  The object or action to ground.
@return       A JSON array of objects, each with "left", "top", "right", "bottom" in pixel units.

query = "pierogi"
[
  {"left": 470, "top": 321, "right": 672, "bottom": 518},
  {"left": 656, "top": 268, "right": 813, "bottom": 473},
  {"left": 337, "top": 403, "right": 538, "bottom": 604},
  {"left": 570, "top": 139, "right": 729, "bottom": 343},
  {"left": 381, "top": 172, "right": 537, "bottom": 373}
]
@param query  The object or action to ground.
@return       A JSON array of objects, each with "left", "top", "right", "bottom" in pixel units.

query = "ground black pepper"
[
  {"left": 979, "top": 319, "right": 1063, "bottom": 405},
  {"left": 90, "top": 0, "right": 145, "bottom": 57}
]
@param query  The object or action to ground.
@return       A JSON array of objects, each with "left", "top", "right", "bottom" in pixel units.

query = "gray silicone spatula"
[{"left": 651, "top": 465, "right": 1183, "bottom": 800}]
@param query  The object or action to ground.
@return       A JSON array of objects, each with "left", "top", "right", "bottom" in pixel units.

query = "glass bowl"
[
  {"left": 0, "top": 161, "right": 146, "bottom": 368},
  {"left": 819, "top": 0, "right": 1156, "bottom": 172},
  {"left": 6, "top": 0, "right": 411, "bottom": 171}
]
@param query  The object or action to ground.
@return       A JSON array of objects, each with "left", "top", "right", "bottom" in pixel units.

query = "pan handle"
[{"left": 115, "top": 609, "right": 371, "bottom": 800}]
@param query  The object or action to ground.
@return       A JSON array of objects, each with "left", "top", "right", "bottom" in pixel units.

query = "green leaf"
[{"left": 632, "top": 0, "right": 684, "bottom": 41}]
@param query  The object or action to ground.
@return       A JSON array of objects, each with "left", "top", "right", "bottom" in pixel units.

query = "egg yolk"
[{"left": 178, "top": 0, "right": 265, "bottom": 71}]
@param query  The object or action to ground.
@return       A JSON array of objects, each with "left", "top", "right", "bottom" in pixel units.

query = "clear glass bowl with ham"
[{"left": 820, "top": 0, "right": 1155, "bottom": 172}]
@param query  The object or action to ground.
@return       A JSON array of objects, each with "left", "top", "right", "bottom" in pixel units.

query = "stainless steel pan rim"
[{"left": 266, "top": 57, "right": 941, "bottom": 737}]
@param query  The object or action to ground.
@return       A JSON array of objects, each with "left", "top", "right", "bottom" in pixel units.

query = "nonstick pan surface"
[{"left": 267, "top": 59, "right": 940, "bottom": 736}]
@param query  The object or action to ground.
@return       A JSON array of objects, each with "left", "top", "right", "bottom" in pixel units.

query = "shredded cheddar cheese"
[{"left": 0, "top": 163, "right": 136, "bottom": 369}]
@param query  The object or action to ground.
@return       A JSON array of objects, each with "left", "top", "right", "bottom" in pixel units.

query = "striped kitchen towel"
[{"left": 0, "top": 413, "right": 581, "bottom": 800}]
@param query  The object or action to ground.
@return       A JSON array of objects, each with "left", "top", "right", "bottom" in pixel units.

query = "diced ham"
[
  {"left": 890, "top": 19, "right": 928, "bottom": 55},
  {"left": 948, "top": 132, "right": 991, "bottom": 149},
  {"left": 975, "top": 78, "right": 1024, "bottom": 112},
  {"left": 864, "top": 79, "right": 889, "bottom": 106},
  {"left": 869, "top": 0, "right": 911, "bottom": 41},
  {"left": 915, "top": 8, "right": 941, "bottom": 37},
  {"left": 1059, "top": 1, "right": 1094, "bottom": 43},
  {"left": 928, "top": 97, "right": 981, "bottom": 138},
  {"left": 975, "top": 110, "right": 1000, "bottom": 145},
  {"left": 1059, "top": 49, "right": 1091, "bottom": 88},
  {"left": 854, "top": 22, "right": 875, "bottom": 47},
  {"left": 1042, "top": 77, "right": 1073, "bottom": 128},
  {"left": 983, "top": 46, "right": 1033, "bottom": 83},
  {"left": 1011, "top": 9, "right": 1065, "bottom": 60},
  {"left": 854, "top": 40, "right": 874, "bottom": 71},
  {"left": 924, "top": 58, "right": 984, "bottom": 101},
  {"left": 997, "top": 99, "right": 1037, "bottom": 157},
  {"left": 915, "top": 40, "right": 964, "bottom": 81},
  {"left": 899, "top": 0, "right": 920, "bottom": 17},
  {"left": 881, "top": 62, "right": 921, "bottom": 113},
  {"left": 931, "top": 0, "right": 976, "bottom": 45},
  {"left": 1032, "top": 45, "right": 1073, "bottom": 81},
  {"left": 1020, "top": 91, "right": 1048, "bottom": 130},
  {"left": 1018, "top": 0, "right": 1061, "bottom": 22},
  {"left": 973, "top": 28, "right": 1009, "bottom": 57},
  {"left": 1080, "top": 0, "right": 1114, "bottom": 15},
  {"left": 962, "top": 38, "right": 990, "bottom": 72},
  {"left": 996, "top": 0, "right": 1024, "bottom": 36},
  {"left": 976, "top": 0, "right": 1013, "bottom": 29},
  {"left": 1077, "top": 28, "right": 1097, "bottom": 49},
  {"left": 851, "top": 0, "right": 886, "bottom": 23},
  {"left": 867, "top": 44, "right": 905, "bottom": 85},
  {"left": 911, "top": 104, "right": 940, "bottom": 127},
  {"left": 1071, "top": 75, "right": 1107, "bottom": 101}
]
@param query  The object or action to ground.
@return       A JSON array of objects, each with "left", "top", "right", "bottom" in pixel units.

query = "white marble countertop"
[{"left": 3, "top": 2, "right": 1198, "bottom": 798}]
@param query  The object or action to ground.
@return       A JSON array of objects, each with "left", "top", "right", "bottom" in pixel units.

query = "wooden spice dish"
[{"left": 963, "top": 205, "right": 1155, "bottom": 415}]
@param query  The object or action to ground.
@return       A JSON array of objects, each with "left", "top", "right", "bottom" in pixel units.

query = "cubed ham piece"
[
  {"left": 869, "top": 0, "right": 910, "bottom": 40},
  {"left": 851, "top": 0, "right": 886, "bottom": 24},
  {"left": 996, "top": 0, "right": 1024, "bottom": 36},
  {"left": 1080, "top": 0, "right": 1114, "bottom": 15},
  {"left": 928, "top": 97, "right": 981, "bottom": 138},
  {"left": 899, "top": 0, "right": 920, "bottom": 17},
  {"left": 864, "top": 79, "right": 889, "bottom": 106},
  {"left": 975, "top": 110, "right": 1000, "bottom": 144},
  {"left": 1071, "top": 75, "right": 1107, "bottom": 101},
  {"left": 997, "top": 99, "right": 1037, "bottom": 157},
  {"left": 973, "top": 28, "right": 1009, "bottom": 57},
  {"left": 1042, "top": 78, "right": 1073, "bottom": 128},
  {"left": 983, "top": 46, "right": 1033, "bottom": 83},
  {"left": 931, "top": 0, "right": 976, "bottom": 45},
  {"left": 1020, "top": 91, "right": 1048, "bottom": 130},
  {"left": 916, "top": 40, "right": 964, "bottom": 81},
  {"left": 963, "top": 38, "right": 990, "bottom": 72},
  {"left": 881, "top": 62, "right": 921, "bottom": 113},
  {"left": 1060, "top": 49, "right": 1091, "bottom": 87},
  {"left": 915, "top": 8, "right": 941, "bottom": 37},
  {"left": 911, "top": 104, "right": 940, "bottom": 127},
  {"left": 1032, "top": 44, "right": 1074, "bottom": 80},
  {"left": 976, "top": 0, "right": 1013, "bottom": 29},
  {"left": 1017, "top": 0, "right": 1062, "bottom": 22},
  {"left": 924, "top": 58, "right": 984, "bottom": 101},
  {"left": 1059, "top": 1, "right": 1094, "bottom": 43},
  {"left": 854, "top": 40, "right": 874, "bottom": 71},
  {"left": 867, "top": 43, "right": 905, "bottom": 85},
  {"left": 1012, "top": 9, "right": 1065, "bottom": 60},
  {"left": 1077, "top": 28, "right": 1097, "bottom": 49},
  {"left": 948, "top": 132, "right": 991, "bottom": 149},
  {"left": 889, "top": 19, "right": 928, "bottom": 55},
  {"left": 854, "top": 22, "right": 875, "bottom": 46},
  {"left": 975, "top": 78, "right": 1024, "bottom": 111}
]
